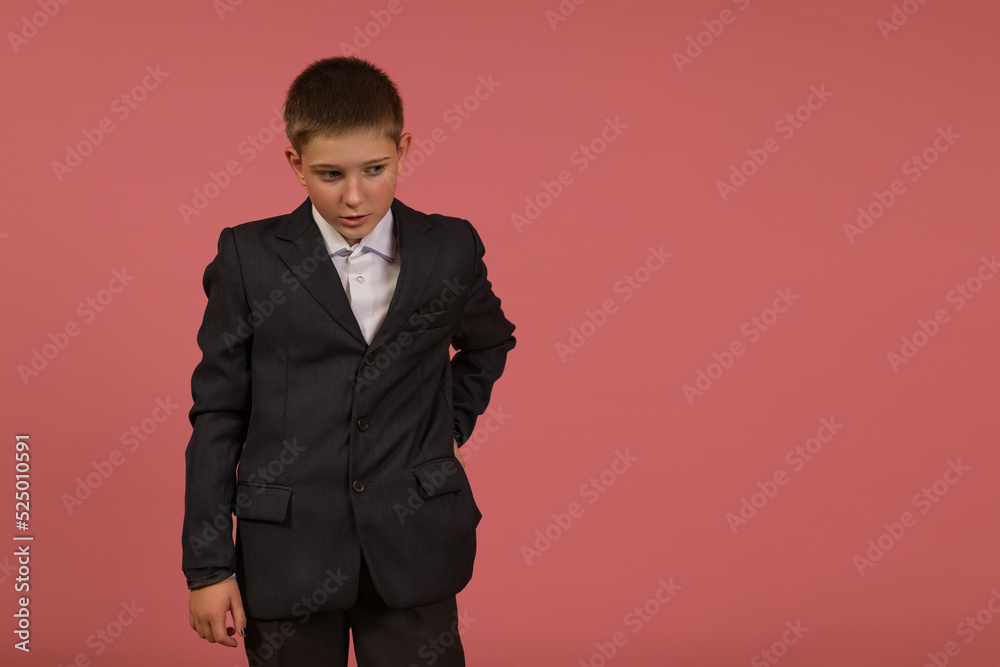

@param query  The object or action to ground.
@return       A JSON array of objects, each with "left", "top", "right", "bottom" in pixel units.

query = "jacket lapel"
[
  {"left": 369, "top": 199, "right": 439, "bottom": 351},
  {"left": 273, "top": 198, "right": 439, "bottom": 352},
  {"left": 275, "top": 198, "right": 366, "bottom": 346}
]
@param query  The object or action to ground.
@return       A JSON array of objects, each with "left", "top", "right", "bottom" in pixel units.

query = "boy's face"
[{"left": 285, "top": 129, "right": 412, "bottom": 246}]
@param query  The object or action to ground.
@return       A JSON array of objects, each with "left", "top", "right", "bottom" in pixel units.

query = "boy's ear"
[
  {"left": 396, "top": 132, "right": 412, "bottom": 170},
  {"left": 285, "top": 146, "right": 307, "bottom": 186}
]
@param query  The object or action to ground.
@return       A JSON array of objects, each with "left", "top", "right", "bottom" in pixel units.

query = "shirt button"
[
  {"left": 357, "top": 418, "right": 369, "bottom": 431},
  {"left": 352, "top": 480, "right": 365, "bottom": 493},
  {"left": 355, "top": 275, "right": 365, "bottom": 284}
]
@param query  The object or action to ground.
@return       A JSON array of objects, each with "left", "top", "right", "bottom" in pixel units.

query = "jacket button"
[
  {"left": 352, "top": 480, "right": 365, "bottom": 493},
  {"left": 365, "top": 355, "right": 375, "bottom": 366},
  {"left": 357, "top": 418, "right": 369, "bottom": 431}
]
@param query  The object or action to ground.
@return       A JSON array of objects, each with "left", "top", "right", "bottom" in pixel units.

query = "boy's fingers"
[
  {"left": 211, "top": 616, "right": 237, "bottom": 647},
  {"left": 196, "top": 618, "right": 216, "bottom": 643},
  {"left": 189, "top": 582, "right": 241, "bottom": 646},
  {"left": 203, "top": 606, "right": 236, "bottom": 648},
  {"left": 231, "top": 591, "right": 248, "bottom": 637}
]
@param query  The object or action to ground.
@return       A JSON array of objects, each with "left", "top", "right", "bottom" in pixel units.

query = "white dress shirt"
[{"left": 312, "top": 203, "right": 400, "bottom": 345}]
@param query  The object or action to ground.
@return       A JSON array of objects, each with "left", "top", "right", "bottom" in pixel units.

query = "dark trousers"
[{"left": 242, "top": 554, "right": 466, "bottom": 667}]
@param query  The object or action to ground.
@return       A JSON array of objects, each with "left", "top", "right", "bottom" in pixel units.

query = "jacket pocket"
[
  {"left": 406, "top": 308, "right": 455, "bottom": 332},
  {"left": 233, "top": 483, "right": 292, "bottom": 523},
  {"left": 411, "top": 457, "right": 464, "bottom": 498}
]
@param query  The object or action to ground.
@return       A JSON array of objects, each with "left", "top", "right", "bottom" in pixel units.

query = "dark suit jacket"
[{"left": 181, "top": 197, "right": 516, "bottom": 620}]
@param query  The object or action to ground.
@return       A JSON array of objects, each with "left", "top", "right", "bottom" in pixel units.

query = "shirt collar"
[{"left": 312, "top": 203, "right": 396, "bottom": 262}]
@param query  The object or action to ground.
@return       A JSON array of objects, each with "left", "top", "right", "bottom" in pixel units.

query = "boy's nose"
[{"left": 342, "top": 178, "right": 364, "bottom": 206}]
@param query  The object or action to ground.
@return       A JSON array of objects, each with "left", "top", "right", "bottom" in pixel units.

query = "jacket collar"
[{"left": 274, "top": 198, "right": 439, "bottom": 350}]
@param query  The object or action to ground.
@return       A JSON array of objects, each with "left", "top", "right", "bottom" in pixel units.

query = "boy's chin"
[{"left": 335, "top": 222, "right": 374, "bottom": 243}]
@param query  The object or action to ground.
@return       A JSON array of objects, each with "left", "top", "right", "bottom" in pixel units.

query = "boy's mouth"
[{"left": 339, "top": 214, "right": 369, "bottom": 226}]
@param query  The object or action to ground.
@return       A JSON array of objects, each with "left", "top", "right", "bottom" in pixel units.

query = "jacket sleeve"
[
  {"left": 181, "top": 227, "right": 252, "bottom": 589},
  {"left": 450, "top": 221, "right": 516, "bottom": 445}
]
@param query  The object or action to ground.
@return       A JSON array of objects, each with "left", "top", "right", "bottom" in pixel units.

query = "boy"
[{"left": 182, "top": 57, "right": 516, "bottom": 666}]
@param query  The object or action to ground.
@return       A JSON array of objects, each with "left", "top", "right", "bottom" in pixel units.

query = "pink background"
[{"left": 2, "top": 1, "right": 999, "bottom": 665}]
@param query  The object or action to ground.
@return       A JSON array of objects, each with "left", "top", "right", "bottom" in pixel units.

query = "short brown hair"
[{"left": 283, "top": 56, "right": 404, "bottom": 155}]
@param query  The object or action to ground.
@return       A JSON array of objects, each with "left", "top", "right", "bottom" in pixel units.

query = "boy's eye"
[{"left": 316, "top": 165, "right": 385, "bottom": 179}]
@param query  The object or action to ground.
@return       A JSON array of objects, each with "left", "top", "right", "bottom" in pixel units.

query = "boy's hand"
[
  {"left": 188, "top": 578, "right": 246, "bottom": 648},
  {"left": 453, "top": 441, "right": 465, "bottom": 469}
]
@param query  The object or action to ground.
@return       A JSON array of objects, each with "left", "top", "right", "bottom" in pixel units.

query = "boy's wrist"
[{"left": 186, "top": 568, "right": 236, "bottom": 590}]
